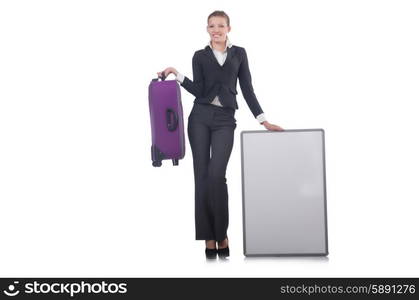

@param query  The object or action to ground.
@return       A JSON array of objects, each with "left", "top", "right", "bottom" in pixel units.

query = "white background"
[{"left": 1, "top": 0, "right": 418, "bottom": 277}]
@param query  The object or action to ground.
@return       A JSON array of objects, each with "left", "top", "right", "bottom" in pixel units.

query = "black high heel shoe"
[
  {"left": 217, "top": 246, "right": 229, "bottom": 258},
  {"left": 205, "top": 248, "right": 217, "bottom": 259},
  {"left": 217, "top": 238, "right": 229, "bottom": 258}
]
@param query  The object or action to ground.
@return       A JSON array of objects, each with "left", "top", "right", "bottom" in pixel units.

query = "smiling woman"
[
  {"left": 157, "top": 10, "right": 283, "bottom": 259},
  {"left": 207, "top": 11, "right": 230, "bottom": 48}
]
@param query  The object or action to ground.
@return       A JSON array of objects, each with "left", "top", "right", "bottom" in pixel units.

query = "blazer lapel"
[
  {"left": 223, "top": 46, "right": 235, "bottom": 68},
  {"left": 204, "top": 46, "right": 218, "bottom": 66},
  {"left": 204, "top": 45, "right": 236, "bottom": 68}
]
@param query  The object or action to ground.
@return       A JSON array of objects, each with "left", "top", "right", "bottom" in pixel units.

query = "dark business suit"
[{"left": 181, "top": 45, "right": 264, "bottom": 242}]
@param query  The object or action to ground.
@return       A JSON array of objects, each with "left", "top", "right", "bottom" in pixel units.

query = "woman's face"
[{"left": 207, "top": 16, "right": 231, "bottom": 44}]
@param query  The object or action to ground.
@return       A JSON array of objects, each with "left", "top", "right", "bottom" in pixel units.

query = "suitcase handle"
[
  {"left": 159, "top": 72, "right": 167, "bottom": 81},
  {"left": 166, "top": 108, "right": 178, "bottom": 132},
  {"left": 152, "top": 72, "right": 167, "bottom": 82}
]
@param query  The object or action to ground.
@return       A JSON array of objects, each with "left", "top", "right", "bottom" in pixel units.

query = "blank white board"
[{"left": 241, "top": 129, "right": 328, "bottom": 256}]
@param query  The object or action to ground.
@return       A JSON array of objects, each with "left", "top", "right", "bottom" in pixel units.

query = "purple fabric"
[{"left": 149, "top": 79, "right": 185, "bottom": 160}]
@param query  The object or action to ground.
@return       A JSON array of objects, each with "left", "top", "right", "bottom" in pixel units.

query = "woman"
[{"left": 158, "top": 10, "right": 283, "bottom": 259}]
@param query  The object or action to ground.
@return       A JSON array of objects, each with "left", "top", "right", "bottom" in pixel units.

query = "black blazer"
[{"left": 181, "top": 45, "right": 264, "bottom": 118}]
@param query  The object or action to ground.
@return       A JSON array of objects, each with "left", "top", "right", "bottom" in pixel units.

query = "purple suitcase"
[{"left": 148, "top": 75, "right": 185, "bottom": 167}]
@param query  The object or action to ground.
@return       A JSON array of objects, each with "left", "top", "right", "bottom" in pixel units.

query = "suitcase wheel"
[
  {"left": 152, "top": 161, "right": 162, "bottom": 167},
  {"left": 172, "top": 159, "right": 179, "bottom": 166}
]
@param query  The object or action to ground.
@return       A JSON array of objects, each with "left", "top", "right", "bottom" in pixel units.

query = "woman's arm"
[
  {"left": 238, "top": 48, "right": 264, "bottom": 119},
  {"left": 179, "top": 52, "right": 204, "bottom": 98},
  {"left": 238, "top": 48, "right": 284, "bottom": 131},
  {"left": 159, "top": 52, "right": 204, "bottom": 98}
]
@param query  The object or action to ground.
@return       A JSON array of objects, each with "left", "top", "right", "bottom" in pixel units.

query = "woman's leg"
[
  {"left": 187, "top": 115, "right": 214, "bottom": 240},
  {"left": 208, "top": 123, "right": 235, "bottom": 243}
]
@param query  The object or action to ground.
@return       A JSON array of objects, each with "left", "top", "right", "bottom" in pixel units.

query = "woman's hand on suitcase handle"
[
  {"left": 262, "top": 121, "right": 284, "bottom": 131},
  {"left": 157, "top": 67, "right": 178, "bottom": 79}
]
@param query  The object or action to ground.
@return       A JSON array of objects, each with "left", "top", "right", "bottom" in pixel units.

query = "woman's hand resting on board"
[{"left": 262, "top": 121, "right": 284, "bottom": 131}]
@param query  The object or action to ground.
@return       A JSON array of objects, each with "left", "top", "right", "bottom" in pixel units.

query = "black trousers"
[{"left": 187, "top": 103, "right": 237, "bottom": 242}]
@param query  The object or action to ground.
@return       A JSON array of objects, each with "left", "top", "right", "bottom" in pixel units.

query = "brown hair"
[{"left": 207, "top": 10, "right": 230, "bottom": 27}]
